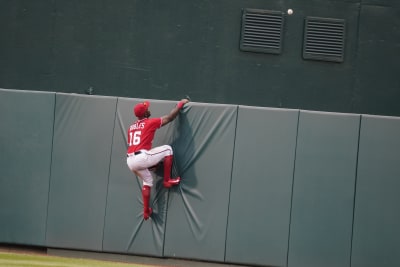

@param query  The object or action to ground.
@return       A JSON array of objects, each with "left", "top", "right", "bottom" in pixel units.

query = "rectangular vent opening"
[
  {"left": 240, "top": 9, "right": 285, "bottom": 54},
  {"left": 303, "top": 17, "right": 346, "bottom": 62}
]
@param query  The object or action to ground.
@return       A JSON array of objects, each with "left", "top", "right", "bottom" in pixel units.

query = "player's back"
[{"left": 127, "top": 117, "right": 162, "bottom": 153}]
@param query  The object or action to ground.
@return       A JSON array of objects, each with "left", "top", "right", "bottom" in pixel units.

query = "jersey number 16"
[{"left": 129, "top": 131, "right": 141, "bottom": 146}]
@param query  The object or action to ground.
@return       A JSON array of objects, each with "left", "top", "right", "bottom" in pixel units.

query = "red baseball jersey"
[{"left": 127, "top": 117, "right": 162, "bottom": 153}]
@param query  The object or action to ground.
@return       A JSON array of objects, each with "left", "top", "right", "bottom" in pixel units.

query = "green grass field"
[{"left": 0, "top": 251, "right": 156, "bottom": 267}]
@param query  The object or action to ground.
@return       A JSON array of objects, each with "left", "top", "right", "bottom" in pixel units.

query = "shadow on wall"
[{"left": 151, "top": 107, "right": 204, "bottom": 230}]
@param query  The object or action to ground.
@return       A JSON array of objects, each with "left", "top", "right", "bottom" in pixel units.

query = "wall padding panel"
[
  {"left": 163, "top": 103, "right": 238, "bottom": 262},
  {"left": 225, "top": 107, "right": 299, "bottom": 267},
  {"left": 351, "top": 115, "right": 400, "bottom": 267},
  {"left": 46, "top": 93, "right": 117, "bottom": 251},
  {"left": 288, "top": 111, "right": 360, "bottom": 267},
  {"left": 103, "top": 98, "right": 183, "bottom": 256},
  {"left": 0, "top": 89, "right": 55, "bottom": 246}
]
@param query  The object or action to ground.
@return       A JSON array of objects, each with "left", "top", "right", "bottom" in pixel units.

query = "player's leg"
[
  {"left": 127, "top": 157, "right": 153, "bottom": 220},
  {"left": 136, "top": 169, "right": 153, "bottom": 220},
  {"left": 141, "top": 185, "right": 152, "bottom": 220},
  {"left": 162, "top": 153, "right": 181, "bottom": 188},
  {"left": 147, "top": 145, "right": 180, "bottom": 188}
]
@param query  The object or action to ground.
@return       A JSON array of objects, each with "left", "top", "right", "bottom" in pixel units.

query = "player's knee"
[
  {"left": 143, "top": 177, "right": 153, "bottom": 187},
  {"left": 165, "top": 145, "right": 173, "bottom": 156}
]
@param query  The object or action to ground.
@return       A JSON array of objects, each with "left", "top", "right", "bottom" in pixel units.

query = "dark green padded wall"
[
  {"left": 0, "top": 0, "right": 54, "bottom": 90},
  {"left": 46, "top": 93, "right": 117, "bottom": 251},
  {"left": 264, "top": 0, "right": 360, "bottom": 113},
  {"left": 351, "top": 115, "right": 400, "bottom": 267},
  {"left": 288, "top": 111, "right": 360, "bottom": 267},
  {"left": 354, "top": 4, "right": 400, "bottom": 115},
  {"left": 50, "top": 0, "right": 141, "bottom": 94},
  {"left": 2, "top": 0, "right": 400, "bottom": 117},
  {"left": 0, "top": 89, "right": 54, "bottom": 246},
  {"left": 362, "top": 0, "right": 400, "bottom": 8},
  {"left": 226, "top": 107, "right": 299, "bottom": 267},
  {"left": 103, "top": 98, "right": 183, "bottom": 256},
  {"left": 163, "top": 103, "right": 238, "bottom": 262}
]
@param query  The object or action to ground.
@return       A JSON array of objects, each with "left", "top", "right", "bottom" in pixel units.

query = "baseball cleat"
[
  {"left": 163, "top": 177, "right": 181, "bottom": 188},
  {"left": 143, "top": 208, "right": 152, "bottom": 220}
]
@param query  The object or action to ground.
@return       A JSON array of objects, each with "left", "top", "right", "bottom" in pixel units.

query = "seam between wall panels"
[
  {"left": 286, "top": 110, "right": 300, "bottom": 267},
  {"left": 44, "top": 92, "right": 57, "bottom": 245},
  {"left": 223, "top": 105, "right": 240, "bottom": 262},
  {"left": 101, "top": 97, "right": 119, "bottom": 251},
  {"left": 349, "top": 115, "right": 362, "bottom": 267}
]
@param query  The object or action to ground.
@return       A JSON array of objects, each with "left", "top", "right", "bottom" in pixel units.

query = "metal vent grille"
[
  {"left": 240, "top": 9, "right": 284, "bottom": 54},
  {"left": 303, "top": 17, "right": 346, "bottom": 62}
]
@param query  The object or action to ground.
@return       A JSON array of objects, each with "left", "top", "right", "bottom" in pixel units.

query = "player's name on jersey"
[{"left": 130, "top": 122, "right": 146, "bottom": 130}]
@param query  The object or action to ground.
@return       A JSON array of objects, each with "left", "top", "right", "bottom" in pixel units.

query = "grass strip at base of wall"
[{"left": 0, "top": 252, "right": 155, "bottom": 267}]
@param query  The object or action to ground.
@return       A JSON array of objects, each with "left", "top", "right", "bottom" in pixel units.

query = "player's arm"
[{"left": 161, "top": 98, "right": 190, "bottom": 126}]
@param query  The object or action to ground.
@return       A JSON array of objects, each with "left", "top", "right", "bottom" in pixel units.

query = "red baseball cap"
[{"left": 133, "top": 101, "right": 150, "bottom": 117}]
